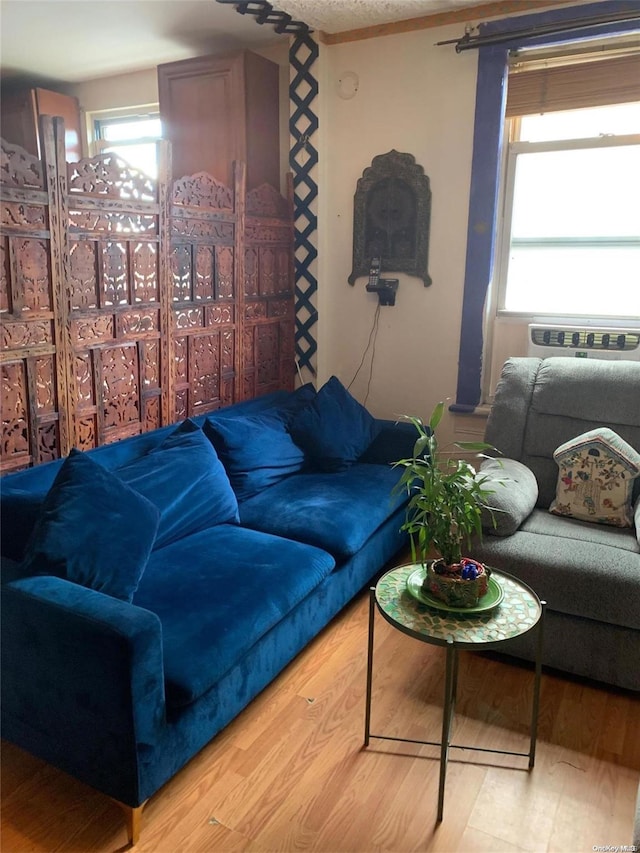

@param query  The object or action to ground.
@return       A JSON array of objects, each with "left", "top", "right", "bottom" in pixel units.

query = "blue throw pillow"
[
  {"left": 117, "top": 419, "right": 239, "bottom": 548},
  {"left": 21, "top": 449, "right": 159, "bottom": 602},
  {"left": 0, "top": 487, "right": 47, "bottom": 561},
  {"left": 204, "top": 413, "right": 306, "bottom": 501},
  {"left": 288, "top": 376, "right": 380, "bottom": 472},
  {"left": 270, "top": 382, "right": 317, "bottom": 424}
]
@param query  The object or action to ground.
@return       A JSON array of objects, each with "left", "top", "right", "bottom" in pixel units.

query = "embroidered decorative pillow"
[{"left": 549, "top": 427, "right": 640, "bottom": 528}]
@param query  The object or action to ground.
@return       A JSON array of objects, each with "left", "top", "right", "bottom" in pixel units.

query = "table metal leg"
[
  {"left": 364, "top": 586, "right": 376, "bottom": 748},
  {"left": 451, "top": 643, "right": 460, "bottom": 712},
  {"left": 437, "top": 640, "right": 456, "bottom": 822},
  {"left": 529, "top": 600, "right": 545, "bottom": 769}
]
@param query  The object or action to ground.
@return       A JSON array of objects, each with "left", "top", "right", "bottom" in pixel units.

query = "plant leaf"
[{"left": 429, "top": 401, "right": 445, "bottom": 432}]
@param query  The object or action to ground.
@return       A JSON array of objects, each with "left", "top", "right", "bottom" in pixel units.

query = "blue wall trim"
[{"left": 455, "top": 1, "right": 640, "bottom": 409}]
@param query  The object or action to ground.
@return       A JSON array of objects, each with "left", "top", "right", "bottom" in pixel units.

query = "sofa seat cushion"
[
  {"left": 134, "top": 525, "right": 335, "bottom": 708},
  {"left": 238, "top": 463, "right": 407, "bottom": 559},
  {"left": 471, "top": 509, "right": 640, "bottom": 631}
]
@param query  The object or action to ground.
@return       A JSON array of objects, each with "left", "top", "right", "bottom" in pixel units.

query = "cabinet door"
[
  {"left": 34, "top": 89, "right": 82, "bottom": 162},
  {"left": 158, "top": 50, "right": 280, "bottom": 191},
  {"left": 0, "top": 88, "right": 81, "bottom": 161},
  {"left": 159, "top": 53, "right": 246, "bottom": 187},
  {"left": 0, "top": 90, "right": 39, "bottom": 155},
  {"left": 244, "top": 52, "right": 280, "bottom": 191}
]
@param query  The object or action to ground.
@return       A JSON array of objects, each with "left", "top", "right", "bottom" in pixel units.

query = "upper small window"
[
  {"left": 94, "top": 113, "right": 162, "bottom": 178},
  {"left": 495, "top": 54, "right": 640, "bottom": 321}
]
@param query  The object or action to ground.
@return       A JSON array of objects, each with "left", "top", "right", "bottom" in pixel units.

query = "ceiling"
[
  {"left": 267, "top": 0, "right": 487, "bottom": 33},
  {"left": 0, "top": 0, "right": 491, "bottom": 86}
]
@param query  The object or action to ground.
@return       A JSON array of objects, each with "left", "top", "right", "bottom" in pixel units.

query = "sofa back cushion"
[
  {"left": 0, "top": 387, "right": 313, "bottom": 561},
  {"left": 21, "top": 449, "right": 159, "bottom": 601},
  {"left": 117, "top": 420, "right": 239, "bottom": 549},
  {"left": 1, "top": 489, "right": 46, "bottom": 562},
  {"left": 288, "top": 376, "right": 380, "bottom": 473},
  {"left": 486, "top": 358, "right": 640, "bottom": 508},
  {"left": 204, "top": 413, "right": 306, "bottom": 501}
]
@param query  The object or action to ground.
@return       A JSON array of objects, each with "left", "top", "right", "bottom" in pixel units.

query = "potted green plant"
[{"left": 393, "top": 401, "right": 498, "bottom": 608}]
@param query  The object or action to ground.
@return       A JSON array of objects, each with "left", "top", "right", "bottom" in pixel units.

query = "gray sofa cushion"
[
  {"left": 486, "top": 358, "right": 640, "bottom": 509},
  {"left": 479, "top": 458, "right": 538, "bottom": 537},
  {"left": 471, "top": 509, "right": 640, "bottom": 631}
]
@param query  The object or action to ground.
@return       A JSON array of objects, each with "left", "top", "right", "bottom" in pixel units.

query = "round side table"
[{"left": 363, "top": 564, "right": 545, "bottom": 823}]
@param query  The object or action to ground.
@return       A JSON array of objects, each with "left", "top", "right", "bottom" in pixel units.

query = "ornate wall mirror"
[{"left": 349, "top": 150, "right": 432, "bottom": 287}]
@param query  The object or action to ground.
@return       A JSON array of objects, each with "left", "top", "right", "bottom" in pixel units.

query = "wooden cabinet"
[
  {"left": 0, "top": 87, "right": 82, "bottom": 161},
  {"left": 158, "top": 50, "right": 280, "bottom": 190}
]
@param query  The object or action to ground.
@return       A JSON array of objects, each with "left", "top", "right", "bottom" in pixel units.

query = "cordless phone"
[{"left": 368, "top": 257, "right": 381, "bottom": 290}]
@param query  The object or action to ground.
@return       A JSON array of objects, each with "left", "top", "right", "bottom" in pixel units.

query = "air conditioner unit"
[{"left": 527, "top": 324, "right": 640, "bottom": 362}]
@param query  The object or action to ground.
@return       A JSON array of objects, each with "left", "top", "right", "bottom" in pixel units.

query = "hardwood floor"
[{"left": 2, "top": 583, "right": 638, "bottom": 853}]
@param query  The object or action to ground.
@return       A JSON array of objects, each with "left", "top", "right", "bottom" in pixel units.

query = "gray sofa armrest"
[{"left": 479, "top": 458, "right": 539, "bottom": 537}]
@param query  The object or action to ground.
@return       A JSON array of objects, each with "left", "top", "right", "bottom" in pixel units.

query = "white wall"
[
  {"left": 67, "top": 28, "right": 489, "bottom": 448},
  {"left": 317, "top": 26, "right": 482, "bottom": 448},
  {"left": 69, "top": 68, "right": 159, "bottom": 114}
]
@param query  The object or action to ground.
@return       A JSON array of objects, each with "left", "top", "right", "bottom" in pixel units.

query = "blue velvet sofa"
[{"left": 1, "top": 378, "right": 412, "bottom": 844}]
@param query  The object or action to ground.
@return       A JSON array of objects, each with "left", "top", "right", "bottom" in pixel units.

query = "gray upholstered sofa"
[{"left": 469, "top": 357, "right": 640, "bottom": 692}]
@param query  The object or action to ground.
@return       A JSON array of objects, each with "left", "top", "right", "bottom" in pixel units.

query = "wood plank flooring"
[{"left": 2, "top": 579, "right": 639, "bottom": 853}]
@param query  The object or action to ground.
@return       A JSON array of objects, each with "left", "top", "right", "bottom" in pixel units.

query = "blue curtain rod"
[{"left": 436, "top": 8, "right": 640, "bottom": 51}]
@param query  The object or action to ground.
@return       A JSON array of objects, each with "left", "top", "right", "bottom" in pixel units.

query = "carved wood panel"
[
  {"left": 242, "top": 182, "right": 295, "bottom": 398},
  {"left": 168, "top": 169, "right": 238, "bottom": 419},
  {"left": 63, "top": 150, "right": 168, "bottom": 449},
  {"left": 0, "top": 120, "right": 68, "bottom": 473}
]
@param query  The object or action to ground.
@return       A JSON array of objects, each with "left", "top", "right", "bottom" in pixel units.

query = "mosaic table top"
[{"left": 375, "top": 564, "right": 542, "bottom": 648}]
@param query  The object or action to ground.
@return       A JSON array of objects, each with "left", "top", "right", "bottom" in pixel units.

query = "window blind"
[{"left": 505, "top": 53, "right": 640, "bottom": 117}]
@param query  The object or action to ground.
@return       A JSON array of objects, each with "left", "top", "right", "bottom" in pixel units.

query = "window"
[
  {"left": 94, "top": 113, "right": 162, "bottom": 178},
  {"left": 496, "top": 101, "right": 640, "bottom": 318},
  {"left": 494, "top": 49, "right": 640, "bottom": 321},
  {"left": 454, "top": 6, "right": 640, "bottom": 412}
]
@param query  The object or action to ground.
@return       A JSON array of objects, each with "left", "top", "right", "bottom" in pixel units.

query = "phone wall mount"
[{"left": 366, "top": 277, "right": 399, "bottom": 306}]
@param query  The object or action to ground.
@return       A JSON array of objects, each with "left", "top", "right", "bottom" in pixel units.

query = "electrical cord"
[{"left": 347, "top": 303, "right": 381, "bottom": 406}]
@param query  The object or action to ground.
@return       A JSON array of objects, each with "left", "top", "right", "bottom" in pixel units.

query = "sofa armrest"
[
  {"left": 1, "top": 574, "right": 165, "bottom": 805},
  {"left": 478, "top": 458, "right": 539, "bottom": 537},
  {"left": 358, "top": 420, "right": 419, "bottom": 466}
]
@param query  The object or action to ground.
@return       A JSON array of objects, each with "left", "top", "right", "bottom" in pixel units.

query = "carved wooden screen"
[
  {"left": 63, "top": 149, "right": 169, "bottom": 449},
  {"left": 0, "top": 119, "right": 69, "bottom": 473},
  {"left": 1, "top": 123, "right": 295, "bottom": 473},
  {"left": 242, "top": 180, "right": 295, "bottom": 398},
  {"left": 168, "top": 169, "right": 239, "bottom": 420}
]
